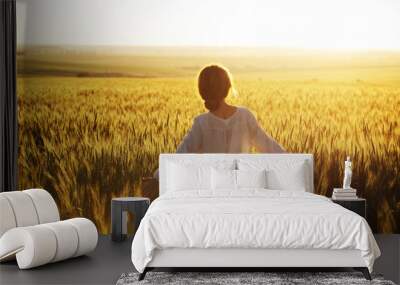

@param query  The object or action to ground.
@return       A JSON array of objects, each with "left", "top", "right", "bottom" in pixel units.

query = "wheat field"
[{"left": 17, "top": 47, "right": 400, "bottom": 233}]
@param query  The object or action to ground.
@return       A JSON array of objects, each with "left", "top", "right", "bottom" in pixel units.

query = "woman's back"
[{"left": 177, "top": 107, "right": 284, "bottom": 153}]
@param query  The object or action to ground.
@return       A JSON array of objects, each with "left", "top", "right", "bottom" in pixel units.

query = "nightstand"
[
  {"left": 111, "top": 197, "right": 150, "bottom": 242},
  {"left": 331, "top": 198, "right": 366, "bottom": 219}
]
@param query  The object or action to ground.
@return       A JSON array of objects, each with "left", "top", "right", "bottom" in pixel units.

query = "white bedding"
[{"left": 131, "top": 190, "right": 380, "bottom": 273}]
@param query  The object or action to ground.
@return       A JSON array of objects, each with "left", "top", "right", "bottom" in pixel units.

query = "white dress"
[{"left": 177, "top": 107, "right": 285, "bottom": 153}]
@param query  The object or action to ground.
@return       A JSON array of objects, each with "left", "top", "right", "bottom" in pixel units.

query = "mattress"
[{"left": 131, "top": 190, "right": 380, "bottom": 273}]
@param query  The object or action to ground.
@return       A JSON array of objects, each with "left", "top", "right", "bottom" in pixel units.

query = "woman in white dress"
[
  {"left": 177, "top": 64, "right": 285, "bottom": 153},
  {"left": 148, "top": 65, "right": 284, "bottom": 184}
]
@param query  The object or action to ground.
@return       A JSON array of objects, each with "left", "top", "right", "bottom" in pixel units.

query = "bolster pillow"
[
  {"left": 0, "top": 189, "right": 60, "bottom": 237},
  {"left": 0, "top": 218, "right": 98, "bottom": 269}
]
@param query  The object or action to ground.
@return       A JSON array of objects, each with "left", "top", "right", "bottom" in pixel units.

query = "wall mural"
[{"left": 16, "top": 0, "right": 400, "bottom": 234}]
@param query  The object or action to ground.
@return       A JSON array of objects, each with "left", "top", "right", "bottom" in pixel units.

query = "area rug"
[{"left": 116, "top": 271, "right": 395, "bottom": 285}]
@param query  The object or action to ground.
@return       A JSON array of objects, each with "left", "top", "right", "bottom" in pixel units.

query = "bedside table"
[
  {"left": 331, "top": 198, "right": 366, "bottom": 219},
  {"left": 111, "top": 197, "right": 150, "bottom": 242}
]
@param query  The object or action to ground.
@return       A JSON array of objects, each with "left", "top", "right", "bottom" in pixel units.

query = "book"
[
  {"left": 332, "top": 193, "right": 358, "bottom": 200},
  {"left": 332, "top": 196, "right": 359, "bottom": 200},
  {"left": 333, "top": 188, "right": 357, "bottom": 193},
  {"left": 332, "top": 192, "right": 357, "bottom": 197}
]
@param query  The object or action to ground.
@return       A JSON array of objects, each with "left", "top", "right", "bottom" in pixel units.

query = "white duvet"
[{"left": 131, "top": 190, "right": 380, "bottom": 273}]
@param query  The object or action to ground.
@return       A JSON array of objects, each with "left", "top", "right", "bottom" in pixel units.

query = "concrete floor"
[
  {"left": 374, "top": 234, "right": 400, "bottom": 284},
  {"left": 1, "top": 235, "right": 399, "bottom": 285},
  {"left": 0, "top": 236, "right": 134, "bottom": 285}
]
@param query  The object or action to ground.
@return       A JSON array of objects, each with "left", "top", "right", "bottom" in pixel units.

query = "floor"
[
  {"left": 0, "top": 235, "right": 399, "bottom": 285},
  {"left": 374, "top": 234, "right": 400, "bottom": 284},
  {"left": 0, "top": 236, "right": 134, "bottom": 285}
]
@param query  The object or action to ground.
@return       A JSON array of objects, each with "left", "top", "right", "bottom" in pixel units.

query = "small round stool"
[{"left": 111, "top": 197, "right": 150, "bottom": 242}]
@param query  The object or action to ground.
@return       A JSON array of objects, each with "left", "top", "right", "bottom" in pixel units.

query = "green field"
[{"left": 17, "top": 47, "right": 400, "bottom": 233}]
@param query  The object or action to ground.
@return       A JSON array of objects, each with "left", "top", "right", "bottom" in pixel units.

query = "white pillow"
[
  {"left": 238, "top": 159, "right": 308, "bottom": 191},
  {"left": 166, "top": 162, "right": 212, "bottom": 191},
  {"left": 265, "top": 162, "right": 307, "bottom": 191},
  {"left": 212, "top": 168, "right": 236, "bottom": 190},
  {"left": 237, "top": 169, "right": 267, "bottom": 188}
]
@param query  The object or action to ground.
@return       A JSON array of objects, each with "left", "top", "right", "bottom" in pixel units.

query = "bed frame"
[
  {"left": 139, "top": 154, "right": 371, "bottom": 280},
  {"left": 140, "top": 248, "right": 370, "bottom": 280}
]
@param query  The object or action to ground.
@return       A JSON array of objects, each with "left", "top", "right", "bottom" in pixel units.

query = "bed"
[{"left": 131, "top": 154, "right": 380, "bottom": 280}]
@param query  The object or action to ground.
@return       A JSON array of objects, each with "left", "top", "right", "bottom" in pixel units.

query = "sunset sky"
[{"left": 17, "top": 0, "right": 400, "bottom": 50}]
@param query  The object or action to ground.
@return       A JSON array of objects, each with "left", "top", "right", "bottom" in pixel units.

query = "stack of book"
[{"left": 332, "top": 188, "right": 357, "bottom": 200}]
